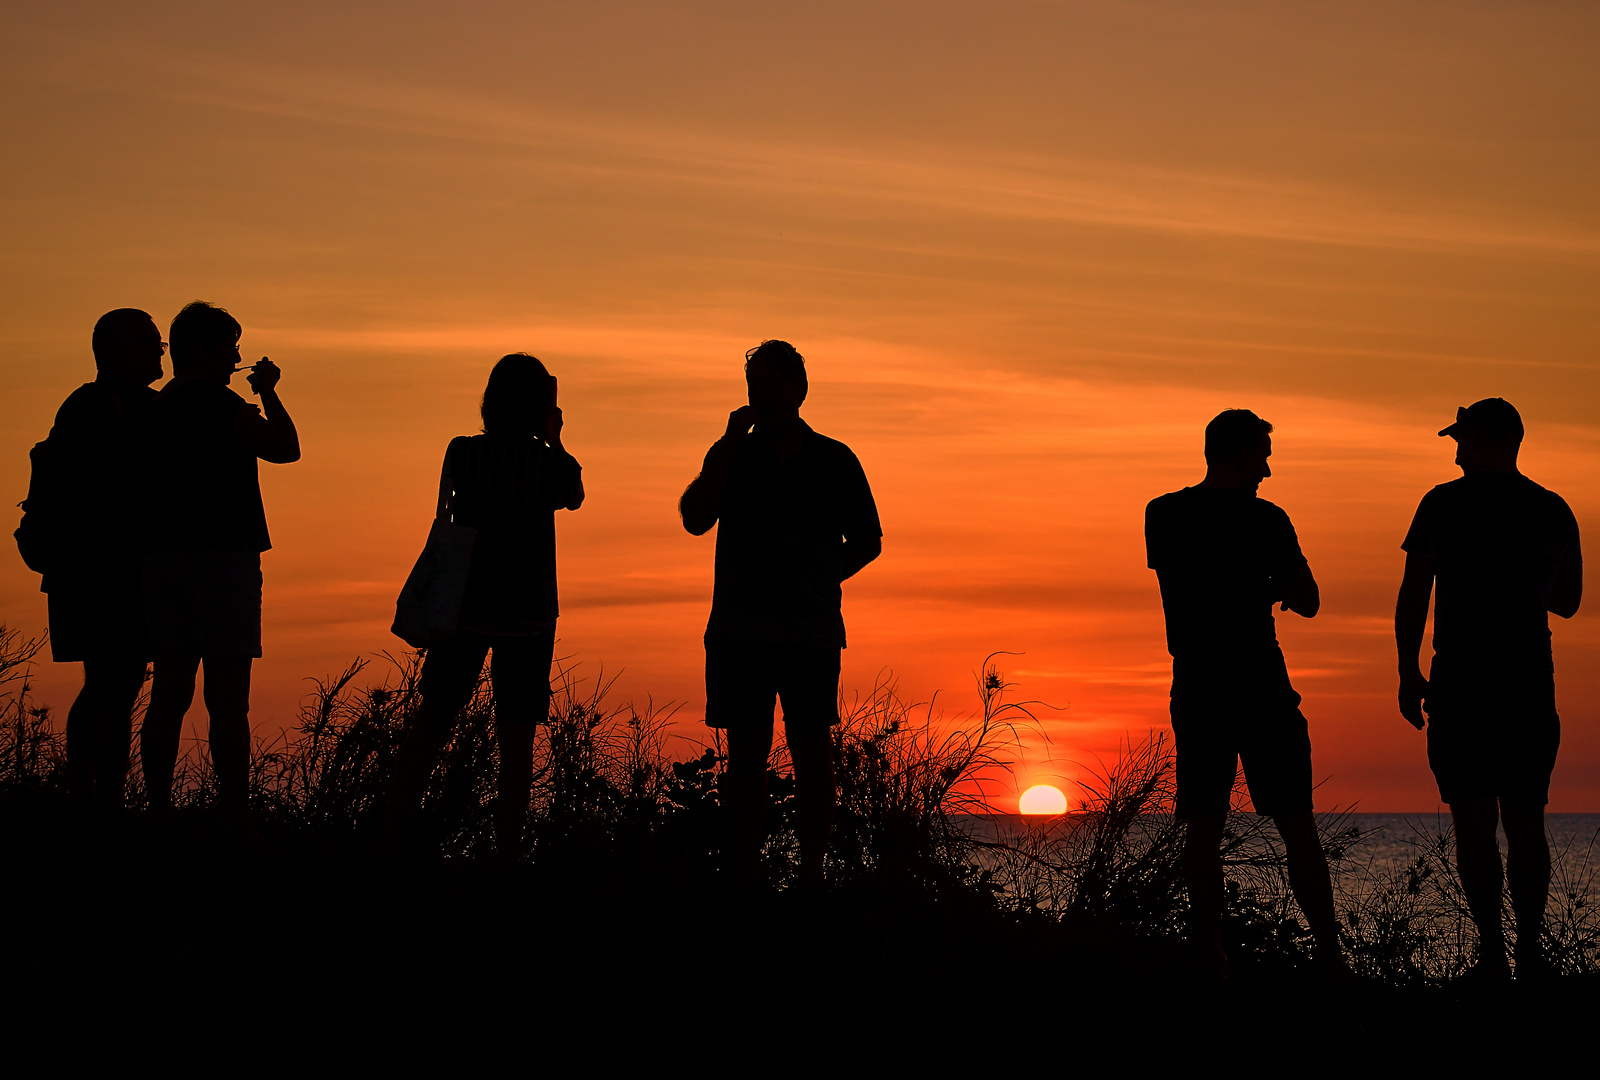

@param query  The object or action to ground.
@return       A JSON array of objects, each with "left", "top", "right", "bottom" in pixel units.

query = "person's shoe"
[
  {"left": 1455, "top": 955, "right": 1512, "bottom": 994},
  {"left": 1188, "top": 942, "right": 1231, "bottom": 986},
  {"left": 1513, "top": 944, "right": 1554, "bottom": 984},
  {"left": 1314, "top": 949, "right": 1358, "bottom": 986}
]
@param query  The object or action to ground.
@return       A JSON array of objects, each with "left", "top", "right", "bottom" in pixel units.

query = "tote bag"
[{"left": 392, "top": 438, "right": 477, "bottom": 648}]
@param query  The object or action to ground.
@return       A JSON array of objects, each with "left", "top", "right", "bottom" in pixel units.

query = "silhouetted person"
[
  {"left": 680, "top": 340, "right": 882, "bottom": 886},
  {"left": 140, "top": 302, "right": 300, "bottom": 835},
  {"left": 383, "top": 354, "right": 583, "bottom": 858},
  {"left": 1146, "top": 409, "right": 1346, "bottom": 978},
  {"left": 16, "top": 309, "right": 165, "bottom": 820},
  {"left": 1396, "top": 398, "right": 1581, "bottom": 982}
]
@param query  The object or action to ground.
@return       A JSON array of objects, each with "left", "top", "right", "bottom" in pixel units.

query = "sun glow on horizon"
[{"left": 1019, "top": 784, "right": 1069, "bottom": 816}]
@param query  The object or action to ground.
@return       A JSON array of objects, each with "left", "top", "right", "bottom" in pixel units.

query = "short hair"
[
  {"left": 91, "top": 308, "right": 156, "bottom": 367},
  {"left": 744, "top": 339, "right": 807, "bottom": 403},
  {"left": 481, "top": 353, "right": 555, "bottom": 436},
  {"left": 169, "top": 301, "right": 242, "bottom": 367},
  {"left": 1204, "top": 409, "right": 1273, "bottom": 463}
]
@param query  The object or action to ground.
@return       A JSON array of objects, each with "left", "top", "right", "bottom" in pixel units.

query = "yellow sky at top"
[{"left": 3, "top": 2, "right": 1598, "bottom": 808}]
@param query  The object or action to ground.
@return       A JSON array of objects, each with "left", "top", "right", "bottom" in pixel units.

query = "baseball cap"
[{"left": 1438, "top": 397, "right": 1523, "bottom": 439}]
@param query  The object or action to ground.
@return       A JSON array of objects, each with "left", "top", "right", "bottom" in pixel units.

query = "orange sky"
[{"left": 3, "top": 2, "right": 1598, "bottom": 809}]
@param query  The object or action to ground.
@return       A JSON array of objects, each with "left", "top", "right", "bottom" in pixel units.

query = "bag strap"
[{"left": 435, "top": 437, "right": 466, "bottom": 522}]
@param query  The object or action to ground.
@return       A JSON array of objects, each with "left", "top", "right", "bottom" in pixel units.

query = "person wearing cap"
[
  {"left": 1396, "top": 398, "right": 1582, "bottom": 981},
  {"left": 16, "top": 309, "right": 165, "bottom": 822}
]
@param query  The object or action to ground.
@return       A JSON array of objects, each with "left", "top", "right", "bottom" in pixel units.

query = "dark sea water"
[{"left": 956, "top": 813, "right": 1600, "bottom": 907}]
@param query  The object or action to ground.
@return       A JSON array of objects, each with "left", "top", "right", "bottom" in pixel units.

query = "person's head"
[
  {"left": 1203, "top": 408, "right": 1274, "bottom": 491},
  {"left": 92, "top": 308, "right": 165, "bottom": 385},
  {"left": 168, "top": 301, "right": 243, "bottom": 382},
  {"left": 1439, "top": 397, "right": 1522, "bottom": 474},
  {"left": 481, "top": 353, "right": 556, "bottom": 437},
  {"left": 744, "top": 339, "right": 806, "bottom": 419}
]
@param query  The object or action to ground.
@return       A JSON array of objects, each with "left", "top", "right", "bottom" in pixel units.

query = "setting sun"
[{"left": 1019, "top": 785, "right": 1069, "bottom": 816}]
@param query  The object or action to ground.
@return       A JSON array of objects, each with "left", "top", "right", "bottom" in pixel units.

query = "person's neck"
[
  {"left": 1462, "top": 462, "right": 1521, "bottom": 477},
  {"left": 94, "top": 370, "right": 146, "bottom": 392},
  {"left": 756, "top": 412, "right": 806, "bottom": 458},
  {"left": 1196, "top": 471, "right": 1252, "bottom": 491},
  {"left": 170, "top": 367, "right": 230, "bottom": 388}
]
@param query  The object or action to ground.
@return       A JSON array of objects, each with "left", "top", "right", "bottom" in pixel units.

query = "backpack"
[{"left": 14, "top": 436, "right": 59, "bottom": 576}]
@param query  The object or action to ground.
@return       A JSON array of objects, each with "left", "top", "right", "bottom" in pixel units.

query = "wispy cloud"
[{"left": 32, "top": 40, "right": 1600, "bottom": 260}]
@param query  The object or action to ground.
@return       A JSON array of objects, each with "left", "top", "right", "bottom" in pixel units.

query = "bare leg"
[
  {"left": 381, "top": 697, "right": 458, "bottom": 848},
  {"left": 487, "top": 636, "right": 551, "bottom": 860},
  {"left": 494, "top": 718, "right": 537, "bottom": 858},
  {"left": 1500, "top": 801, "right": 1550, "bottom": 973},
  {"left": 142, "top": 656, "right": 199, "bottom": 816},
  {"left": 66, "top": 657, "right": 146, "bottom": 818},
  {"left": 786, "top": 723, "right": 836, "bottom": 884},
  {"left": 1450, "top": 797, "right": 1509, "bottom": 977},
  {"left": 1274, "top": 812, "right": 1347, "bottom": 972},
  {"left": 94, "top": 659, "right": 145, "bottom": 816},
  {"left": 382, "top": 640, "right": 488, "bottom": 852},
  {"left": 724, "top": 719, "right": 776, "bottom": 879},
  {"left": 1182, "top": 812, "right": 1228, "bottom": 970},
  {"left": 201, "top": 656, "right": 255, "bottom": 834}
]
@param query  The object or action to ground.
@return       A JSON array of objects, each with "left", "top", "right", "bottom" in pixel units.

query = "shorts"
[
  {"left": 704, "top": 639, "right": 841, "bottom": 729},
  {"left": 1426, "top": 667, "right": 1559, "bottom": 806},
  {"left": 144, "top": 549, "right": 263, "bottom": 659},
  {"left": 1170, "top": 692, "right": 1313, "bottom": 818},
  {"left": 419, "top": 628, "right": 556, "bottom": 723},
  {"left": 46, "top": 569, "right": 149, "bottom": 662}
]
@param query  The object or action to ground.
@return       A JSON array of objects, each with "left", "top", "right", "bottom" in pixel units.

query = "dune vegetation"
[{"left": 2, "top": 623, "right": 1597, "bottom": 1053}]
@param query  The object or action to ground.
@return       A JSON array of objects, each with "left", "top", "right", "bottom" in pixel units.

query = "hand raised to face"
[
  {"left": 245, "top": 357, "right": 281, "bottom": 395},
  {"left": 724, "top": 405, "right": 757, "bottom": 440}
]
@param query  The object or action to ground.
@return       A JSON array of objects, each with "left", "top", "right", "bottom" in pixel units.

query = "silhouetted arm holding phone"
[
  {"left": 545, "top": 387, "right": 584, "bottom": 511},
  {"left": 1394, "top": 550, "right": 1434, "bottom": 730},
  {"left": 233, "top": 358, "right": 300, "bottom": 463},
  {"left": 680, "top": 406, "right": 755, "bottom": 535}
]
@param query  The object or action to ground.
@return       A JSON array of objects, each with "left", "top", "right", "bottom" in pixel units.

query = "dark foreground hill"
[{"left": 3, "top": 634, "right": 1596, "bottom": 1064}]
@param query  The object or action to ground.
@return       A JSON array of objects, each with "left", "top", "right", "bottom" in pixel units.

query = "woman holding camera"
[{"left": 383, "top": 353, "right": 583, "bottom": 857}]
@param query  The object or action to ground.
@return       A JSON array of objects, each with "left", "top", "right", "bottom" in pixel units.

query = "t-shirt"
[
  {"left": 145, "top": 381, "right": 271, "bottom": 552},
  {"left": 705, "top": 423, "right": 881, "bottom": 649},
  {"left": 445, "top": 433, "right": 583, "bottom": 636},
  {"left": 1402, "top": 472, "right": 1581, "bottom": 671},
  {"left": 35, "top": 379, "right": 157, "bottom": 592},
  {"left": 1145, "top": 487, "right": 1309, "bottom": 693}
]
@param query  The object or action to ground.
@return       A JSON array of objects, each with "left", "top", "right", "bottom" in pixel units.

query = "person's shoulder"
[
  {"left": 156, "top": 379, "right": 242, "bottom": 406},
  {"left": 803, "top": 426, "right": 852, "bottom": 454},
  {"left": 1518, "top": 476, "right": 1578, "bottom": 527},
  {"left": 804, "top": 427, "right": 866, "bottom": 468},
  {"left": 1146, "top": 487, "right": 1189, "bottom": 513},
  {"left": 51, "top": 383, "right": 107, "bottom": 428},
  {"left": 1145, "top": 487, "right": 1196, "bottom": 521},
  {"left": 1250, "top": 495, "right": 1294, "bottom": 524},
  {"left": 1412, "top": 478, "right": 1462, "bottom": 510}
]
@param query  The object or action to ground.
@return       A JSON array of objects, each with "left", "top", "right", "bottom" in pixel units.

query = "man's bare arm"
[
  {"left": 1280, "top": 563, "right": 1320, "bottom": 618},
  {"left": 680, "top": 406, "right": 754, "bottom": 536},
  {"left": 840, "top": 534, "right": 882, "bottom": 582},
  {"left": 1551, "top": 554, "right": 1582, "bottom": 619},
  {"left": 234, "top": 359, "right": 300, "bottom": 464},
  {"left": 1395, "top": 550, "right": 1435, "bottom": 731}
]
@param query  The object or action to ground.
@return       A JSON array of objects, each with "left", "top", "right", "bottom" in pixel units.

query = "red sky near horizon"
[{"left": 3, "top": 2, "right": 1598, "bottom": 810}]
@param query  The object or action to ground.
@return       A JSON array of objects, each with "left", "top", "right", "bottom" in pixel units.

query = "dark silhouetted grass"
[{"left": 2, "top": 620, "right": 1598, "bottom": 1058}]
